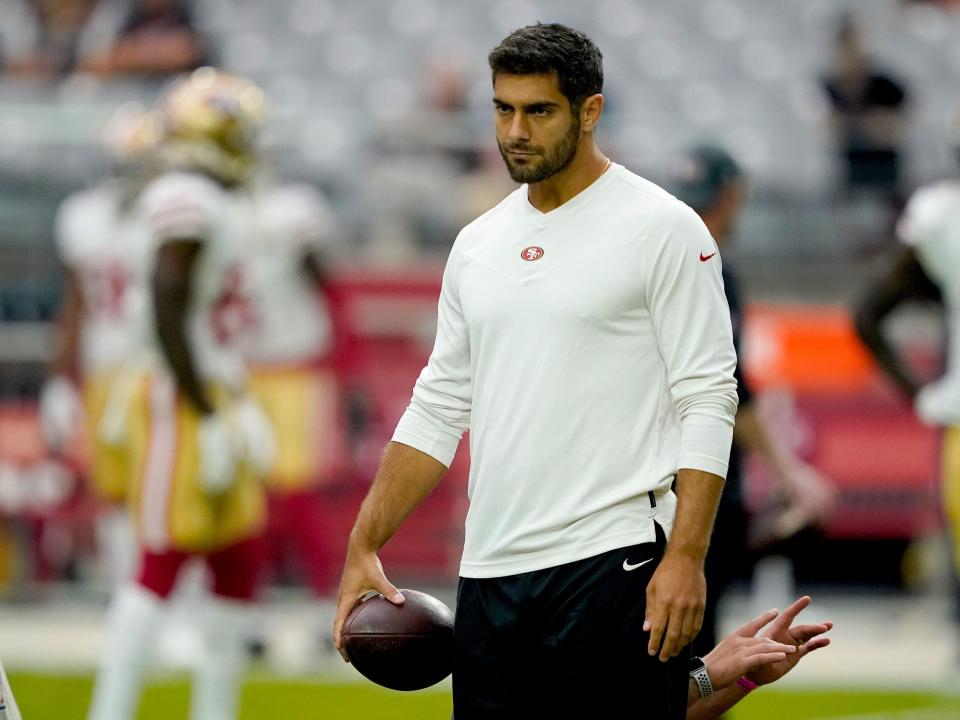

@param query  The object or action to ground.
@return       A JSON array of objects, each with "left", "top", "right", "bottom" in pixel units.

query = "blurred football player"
[
  {"left": 244, "top": 181, "right": 341, "bottom": 599},
  {"left": 854, "top": 114, "right": 960, "bottom": 651},
  {"left": 673, "top": 145, "right": 836, "bottom": 660},
  {"left": 42, "top": 104, "right": 159, "bottom": 587},
  {"left": 87, "top": 68, "right": 274, "bottom": 720}
]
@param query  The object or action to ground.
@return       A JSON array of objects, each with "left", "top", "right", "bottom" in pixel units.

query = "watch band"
[{"left": 689, "top": 657, "right": 714, "bottom": 698}]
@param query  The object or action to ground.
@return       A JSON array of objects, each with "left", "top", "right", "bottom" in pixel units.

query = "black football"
[{"left": 341, "top": 588, "right": 455, "bottom": 691}]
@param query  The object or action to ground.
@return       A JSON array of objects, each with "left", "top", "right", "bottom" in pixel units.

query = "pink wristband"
[{"left": 737, "top": 677, "right": 759, "bottom": 693}]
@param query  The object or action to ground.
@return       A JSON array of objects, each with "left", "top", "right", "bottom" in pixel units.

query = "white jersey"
[
  {"left": 138, "top": 172, "right": 257, "bottom": 390},
  {"left": 897, "top": 179, "right": 960, "bottom": 423},
  {"left": 392, "top": 164, "right": 739, "bottom": 578},
  {"left": 242, "top": 183, "right": 338, "bottom": 365},
  {"left": 55, "top": 182, "right": 152, "bottom": 375}
]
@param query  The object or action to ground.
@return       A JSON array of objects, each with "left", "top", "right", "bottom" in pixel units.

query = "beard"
[{"left": 498, "top": 116, "right": 581, "bottom": 184}]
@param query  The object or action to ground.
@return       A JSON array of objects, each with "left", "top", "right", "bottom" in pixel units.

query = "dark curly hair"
[{"left": 488, "top": 23, "right": 604, "bottom": 112}]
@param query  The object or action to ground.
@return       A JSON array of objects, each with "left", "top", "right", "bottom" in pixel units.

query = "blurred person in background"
[
  {"left": 821, "top": 14, "right": 908, "bottom": 202},
  {"left": 243, "top": 180, "right": 341, "bottom": 621},
  {"left": 910, "top": 0, "right": 960, "bottom": 9},
  {"left": 41, "top": 104, "right": 159, "bottom": 588},
  {"left": 79, "top": 0, "right": 208, "bottom": 78},
  {"left": 367, "top": 57, "right": 481, "bottom": 260},
  {"left": 455, "top": 145, "right": 520, "bottom": 224},
  {"left": 2, "top": 0, "right": 115, "bottom": 78},
  {"left": 854, "top": 114, "right": 960, "bottom": 658},
  {"left": 87, "top": 68, "right": 274, "bottom": 720},
  {"left": 421, "top": 58, "right": 483, "bottom": 175},
  {"left": 673, "top": 145, "right": 836, "bottom": 663}
]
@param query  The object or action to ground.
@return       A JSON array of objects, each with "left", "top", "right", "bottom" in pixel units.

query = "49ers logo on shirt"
[{"left": 521, "top": 246, "right": 544, "bottom": 261}]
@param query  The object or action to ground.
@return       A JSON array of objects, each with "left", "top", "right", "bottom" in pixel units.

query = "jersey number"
[
  {"left": 210, "top": 266, "right": 255, "bottom": 345},
  {"left": 87, "top": 260, "right": 130, "bottom": 320}
]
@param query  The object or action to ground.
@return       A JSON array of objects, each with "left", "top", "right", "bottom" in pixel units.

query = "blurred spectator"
[
  {"left": 673, "top": 145, "right": 836, "bottom": 659},
  {"left": 422, "top": 59, "right": 481, "bottom": 174},
  {"left": 821, "top": 15, "right": 909, "bottom": 197},
  {"left": 79, "top": 0, "right": 207, "bottom": 78},
  {"left": 907, "top": 0, "right": 960, "bottom": 8},
  {"left": 366, "top": 58, "right": 482, "bottom": 258},
  {"left": 2, "top": 0, "right": 112, "bottom": 78},
  {"left": 455, "top": 146, "right": 516, "bottom": 227}
]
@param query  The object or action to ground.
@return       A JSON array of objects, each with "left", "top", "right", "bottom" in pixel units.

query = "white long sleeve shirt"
[{"left": 393, "top": 164, "right": 738, "bottom": 578}]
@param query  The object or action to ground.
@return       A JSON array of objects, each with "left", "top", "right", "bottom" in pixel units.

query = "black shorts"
[{"left": 453, "top": 523, "right": 690, "bottom": 719}]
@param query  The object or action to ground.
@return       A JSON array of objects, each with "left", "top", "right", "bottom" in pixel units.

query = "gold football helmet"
[{"left": 156, "top": 67, "right": 266, "bottom": 185}]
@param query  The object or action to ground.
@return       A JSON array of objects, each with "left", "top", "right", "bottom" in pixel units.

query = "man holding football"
[{"left": 335, "top": 23, "right": 738, "bottom": 718}]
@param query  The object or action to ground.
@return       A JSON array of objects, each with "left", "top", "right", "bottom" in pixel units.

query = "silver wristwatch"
[{"left": 689, "top": 656, "right": 714, "bottom": 698}]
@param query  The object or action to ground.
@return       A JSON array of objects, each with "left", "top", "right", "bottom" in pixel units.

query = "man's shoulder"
[
  {"left": 59, "top": 182, "right": 119, "bottom": 221},
  {"left": 138, "top": 171, "right": 229, "bottom": 241},
  {"left": 900, "top": 179, "right": 960, "bottom": 246},
  {"left": 910, "top": 179, "right": 960, "bottom": 209},
  {"left": 55, "top": 183, "right": 121, "bottom": 263},
  {"left": 608, "top": 165, "right": 674, "bottom": 202},
  {"left": 258, "top": 182, "right": 336, "bottom": 247},
  {"left": 607, "top": 166, "right": 704, "bottom": 234},
  {"left": 260, "top": 182, "right": 329, "bottom": 212}
]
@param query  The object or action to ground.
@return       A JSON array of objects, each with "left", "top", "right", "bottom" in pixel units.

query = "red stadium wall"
[
  {"left": 0, "top": 280, "right": 944, "bottom": 590},
  {"left": 742, "top": 304, "right": 941, "bottom": 540}
]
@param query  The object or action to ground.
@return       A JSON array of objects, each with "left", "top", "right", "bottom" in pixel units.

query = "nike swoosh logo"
[
  {"left": 700, "top": 252, "right": 717, "bottom": 262},
  {"left": 623, "top": 558, "right": 654, "bottom": 572}
]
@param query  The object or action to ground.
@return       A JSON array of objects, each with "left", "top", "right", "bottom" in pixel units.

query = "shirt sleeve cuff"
[
  {"left": 677, "top": 415, "right": 734, "bottom": 479},
  {"left": 392, "top": 404, "right": 463, "bottom": 468}
]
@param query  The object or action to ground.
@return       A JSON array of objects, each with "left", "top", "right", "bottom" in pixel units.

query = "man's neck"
[{"left": 527, "top": 143, "right": 609, "bottom": 214}]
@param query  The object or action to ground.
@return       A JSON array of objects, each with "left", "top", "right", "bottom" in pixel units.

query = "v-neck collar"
[{"left": 519, "top": 162, "right": 620, "bottom": 220}]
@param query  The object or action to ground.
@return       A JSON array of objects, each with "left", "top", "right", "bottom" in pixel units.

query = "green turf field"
[{"left": 9, "top": 672, "right": 960, "bottom": 719}]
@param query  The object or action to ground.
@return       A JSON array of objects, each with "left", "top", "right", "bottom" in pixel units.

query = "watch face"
[{"left": 689, "top": 656, "right": 706, "bottom": 674}]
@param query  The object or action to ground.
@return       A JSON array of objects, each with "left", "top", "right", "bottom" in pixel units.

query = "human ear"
[{"left": 581, "top": 93, "right": 604, "bottom": 132}]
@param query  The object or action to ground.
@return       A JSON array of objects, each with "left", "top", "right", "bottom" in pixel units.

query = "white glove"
[
  {"left": 39, "top": 376, "right": 83, "bottom": 451},
  {"left": 230, "top": 396, "right": 276, "bottom": 475},
  {"left": 915, "top": 379, "right": 960, "bottom": 426},
  {"left": 197, "top": 413, "right": 237, "bottom": 494}
]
